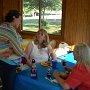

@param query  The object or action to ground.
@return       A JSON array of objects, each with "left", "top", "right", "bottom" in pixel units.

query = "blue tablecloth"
[
  {"left": 14, "top": 64, "right": 63, "bottom": 90},
  {"left": 14, "top": 53, "right": 76, "bottom": 90}
]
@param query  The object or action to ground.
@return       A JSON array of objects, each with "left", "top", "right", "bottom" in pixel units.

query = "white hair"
[{"left": 74, "top": 43, "right": 90, "bottom": 70}]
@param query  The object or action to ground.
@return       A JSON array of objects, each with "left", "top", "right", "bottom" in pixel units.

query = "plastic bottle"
[
  {"left": 30, "top": 59, "right": 37, "bottom": 79},
  {"left": 47, "top": 65, "right": 52, "bottom": 78}
]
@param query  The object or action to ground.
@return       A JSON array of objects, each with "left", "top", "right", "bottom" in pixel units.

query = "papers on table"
[{"left": 45, "top": 77, "right": 58, "bottom": 84}]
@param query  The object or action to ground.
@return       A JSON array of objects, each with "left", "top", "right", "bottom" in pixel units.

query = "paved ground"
[{"left": 23, "top": 15, "right": 62, "bottom": 19}]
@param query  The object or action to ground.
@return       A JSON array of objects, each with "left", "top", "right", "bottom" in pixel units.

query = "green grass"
[{"left": 23, "top": 19, "right": 61, "bottom": 35}]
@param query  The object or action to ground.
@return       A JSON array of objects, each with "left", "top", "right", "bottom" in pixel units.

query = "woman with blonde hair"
[
  {"left": 53, "top": 43, "right": 90, "bottom": 90},
  {"left": 25, "top": 29, "right": 56, "bottom": 63}
]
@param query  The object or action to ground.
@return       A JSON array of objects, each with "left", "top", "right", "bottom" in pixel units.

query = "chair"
[{"left": 55, "top": 42, "right": 70, "bottom": 57}]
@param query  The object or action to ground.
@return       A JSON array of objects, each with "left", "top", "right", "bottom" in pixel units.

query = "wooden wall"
[
  {"left": 0, "top": 0, "right": 20, "bottom": 23},
  {"left": 0, "top": 0, "right": 90, "bottom": 46},
  {"left": 0, "top": 0, "right": 3, "bottom": 24},
  {"left": 64, "top": 0, "right": 90, "bottom": 46}
]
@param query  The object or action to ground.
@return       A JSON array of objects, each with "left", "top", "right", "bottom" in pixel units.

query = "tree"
[
  {"left": 23, "top": 0, "right": 62, "bottom": 18},
  {"left": 23, "top": 0, "right": 39, "bottom": 16}
]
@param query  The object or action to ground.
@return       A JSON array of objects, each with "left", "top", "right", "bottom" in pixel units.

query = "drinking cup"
[{"left": 52, "top": 60, "right": 57, "bottom": 69}]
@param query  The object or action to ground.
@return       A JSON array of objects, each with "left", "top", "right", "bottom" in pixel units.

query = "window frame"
[{"left": 19, "top": 0, "right": 66, "bottom": 41}]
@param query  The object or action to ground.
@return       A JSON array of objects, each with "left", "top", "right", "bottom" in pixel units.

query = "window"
[{"left": 22, "top": 0, "right": 63, "bottom": 35}]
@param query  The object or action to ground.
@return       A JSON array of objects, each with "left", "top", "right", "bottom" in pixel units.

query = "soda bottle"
[
  {"left": 30, "top": 59, "right": 37, "bottom": 79},
  {"left": 62, "top": 60, "right": 66, "bottom": 66},
  {"left": 47, "top": 65, "right": 52, "bottom": 78}
]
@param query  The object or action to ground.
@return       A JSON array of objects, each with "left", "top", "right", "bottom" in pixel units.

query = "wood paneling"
[
  {"left": 0, "top": 0, "right": 20, "bottom": 21},
  {"left": 64, "top": 0, "right": 90, "bottom": 46},
  {"left": 0, "top": 0, "right": 3, "bottom": 24}
]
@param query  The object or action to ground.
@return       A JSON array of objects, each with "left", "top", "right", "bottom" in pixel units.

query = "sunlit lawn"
[{"left": 23, "top": 18, "right": 61, "bottom": 35}]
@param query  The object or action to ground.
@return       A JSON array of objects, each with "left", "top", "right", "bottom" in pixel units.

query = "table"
[{"left": 14, "top": 53, "right": 76, "bottom": 90}]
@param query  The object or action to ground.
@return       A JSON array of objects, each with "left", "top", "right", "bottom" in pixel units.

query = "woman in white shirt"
[{"left": 25, "top": 29, "right": 56, "bottom": 63}]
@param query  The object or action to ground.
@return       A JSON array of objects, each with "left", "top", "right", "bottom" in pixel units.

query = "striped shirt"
[{"left": 0, "top": 22, "right": 25, "bottom": 59}]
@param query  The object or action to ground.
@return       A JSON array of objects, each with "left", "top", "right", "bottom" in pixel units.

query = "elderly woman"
[{"left": 53, "top": 43, "right": 90, "bottom": 90}]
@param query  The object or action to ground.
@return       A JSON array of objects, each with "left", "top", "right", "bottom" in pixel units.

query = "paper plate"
[{"left": 41, "top": 62, "right": 52, "bottom": 66}]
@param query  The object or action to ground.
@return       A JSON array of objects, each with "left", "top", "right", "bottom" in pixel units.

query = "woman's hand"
[
  {"left": 48, "top": 45, "right": 57, "bottom": 60},
  {"left": 48, "top": 45, "right": 53, "bottom": 54},
  {"left": 26, "top": 58, "right": 32, "bottom": 67},
  {"left": 53, "top": 70, "right": 70, "bottom": 90},
  {"left": 25, "top": 41, "right": 32, "bottom": 59},
  {"left": 53, "top": 70, "right": 59, "bottom": 78}
]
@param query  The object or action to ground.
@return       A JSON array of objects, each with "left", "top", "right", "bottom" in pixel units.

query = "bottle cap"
[{"left": 32, "top": 59, "right": 35, "bottom": 63}]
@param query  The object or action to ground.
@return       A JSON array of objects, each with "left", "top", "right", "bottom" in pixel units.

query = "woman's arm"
[
  {"left": 9, "top": 40, "right": 32, "bottom": 66},
  {"left": 53, "top": 70, "right": 70, "bottom": 90},
  {"left": 48, "top": 45, "right": 56, "bottom": 60},
  {"left": 25, "top": 41, "right": 33, "bottom": 60}
]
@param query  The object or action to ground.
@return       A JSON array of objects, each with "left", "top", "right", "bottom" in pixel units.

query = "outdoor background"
[{"left": 23, "top": 0, "right": 62, "bottom": 35}]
